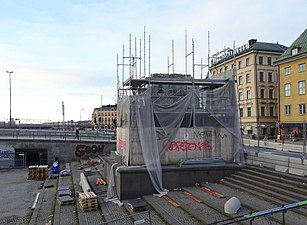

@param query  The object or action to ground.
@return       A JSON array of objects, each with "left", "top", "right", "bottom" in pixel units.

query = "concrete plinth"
[{"left": 101, "top": 156, "right": 243, "bottom": 200}]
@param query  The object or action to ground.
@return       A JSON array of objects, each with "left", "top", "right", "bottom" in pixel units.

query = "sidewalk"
[{"left": 243, "top": 138, "right": 307, "bottom": 154}]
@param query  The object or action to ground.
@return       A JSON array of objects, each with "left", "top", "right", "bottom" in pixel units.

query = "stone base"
[{"left": 101, "top": 156, "right": 243, "bottom": 200}]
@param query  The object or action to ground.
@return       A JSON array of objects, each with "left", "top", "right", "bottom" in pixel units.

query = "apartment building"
[
  {"left": 92, "top": 104, "right": 117, "bottom": 130},
  {"left": 275, "top": 29, "right": 307, "bottom": 139},
  {"left": 210, "top": 39, "right": 287, "bottom": 138}
]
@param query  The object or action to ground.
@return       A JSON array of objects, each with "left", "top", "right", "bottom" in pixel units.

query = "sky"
[{"left": 0, "top": 0, "right": 306, "bottom": 123}]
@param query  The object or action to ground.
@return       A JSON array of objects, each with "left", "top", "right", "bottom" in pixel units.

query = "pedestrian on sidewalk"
[{"left": 74, "top": 128, "right": 79, "bottom": 140}]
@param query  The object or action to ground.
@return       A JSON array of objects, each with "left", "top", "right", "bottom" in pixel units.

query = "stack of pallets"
[
  {"left": 28, "top": 165, "right": 49, "bottom": 180},
  {"left": 79, "top": 192, "right": 98, "bottom": 212}
]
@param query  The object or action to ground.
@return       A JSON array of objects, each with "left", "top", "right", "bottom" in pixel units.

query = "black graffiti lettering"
[
  {"left": 92, "top": 145, "right": 97, "bottom": 153},
  {"left": 75, "top": 144, "right": 105, "bottom": 157},
  {"left": 75, "top": 145, "right": 86, "bottom": 157},
  {"left": 193, "top": 130, "right": 227, "bottom": 139},
  {"left": 85, "top": 146, "right": 91, "bottom": 154},
  {"left": 98, "top": 145, "right": 104, "bottom": 153}
]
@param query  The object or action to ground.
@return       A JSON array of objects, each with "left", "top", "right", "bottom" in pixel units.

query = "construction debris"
[
  {"left": 31, "top": 193, "right": 40, "bottom": 210},
  {"left": 127, "top": 199, "right": 148, "bottom": 212},
  {"left": 79, "top": 172, "right": 91, "bottom": 193}
]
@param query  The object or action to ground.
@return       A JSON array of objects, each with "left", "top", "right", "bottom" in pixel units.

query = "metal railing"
[{"left": 0, "top": 128, "right": 116, "bottom": 141}]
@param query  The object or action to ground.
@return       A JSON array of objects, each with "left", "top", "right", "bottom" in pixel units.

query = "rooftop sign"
[{"left": 211, "top": 41, "right": 250, "bottom": 65}]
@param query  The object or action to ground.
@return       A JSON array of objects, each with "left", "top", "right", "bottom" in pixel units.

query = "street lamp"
[
  {"left": 6, "top": 71, "right": 13, "bottom": 128},
  {"left": 79, "top": 108, "right": 84, "bottom": 126}
]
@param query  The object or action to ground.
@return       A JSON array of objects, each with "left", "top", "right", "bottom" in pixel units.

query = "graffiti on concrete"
[
  {"left": 75, "top": 144, "right": 105, "bottom": 157},
  {"left": 118, "top": 137, "right": 126, "bottom": 151},
  {"left": 0, "top": 149, "right": 15, "bottom": 159},
  {"left": 193, "top": 130, "right": 227, "bottom": 139},
  {"left": 163, "top": 139, "right": 212, "bottom": 152}
]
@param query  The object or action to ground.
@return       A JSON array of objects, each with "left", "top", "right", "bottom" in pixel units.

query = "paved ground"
[
  {"left": 1, "top": 151, "right": 306, "bottom": 225},
  {"left": 0, "top": 168, "right": 42, "bottom": 225}
]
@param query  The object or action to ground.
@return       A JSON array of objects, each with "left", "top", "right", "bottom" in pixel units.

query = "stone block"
[
  {"left": 289, "top": 168, "right": 304, "bottom": 176},
  {"left": 275, "top": 165, "right": 289, "bottom": 173}
]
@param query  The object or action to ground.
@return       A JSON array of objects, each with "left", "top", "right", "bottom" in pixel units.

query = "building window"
[
  {"left": 260, "top": 88, "right": 265, "bottom": 99},
  {"left": 239, "top": 92, "right": 243, "bottom": 101},
  {"left": 268, "top": 72, "right": 273, "bottom": 82},
  {"left": 284, "top": 83, "right": 291, "bottom": 97},
  {"left": 247, "top": 107, "right": 252, "bottom": 117},
  {"left": 298, "top": 63, "right": 306, "bottom": 72},
  {"left": 219, "top": 68, "right": 223, "bottom": 73},
  {"left": 225, "top": 66, "right": 228, "bottom": 71},
  {"left": 240, "top": 108, "right": 243, "bottom": 117},
  {"left": 285, "top": 105, "right": 291, "bottom": 115},
  {"left": 269, "top": 106, "right": 274, "bottom": 116},
  {"left": 259, "top": 71, "right": 264, "bottom": 82},
  {"left": 238, "top": 76, "right": 243, "bottom": 85},
  {"left": 238, "top": 61, "right": 242, "bottom": 69},
  {"left": 260, "top": 106, "right": 266, "bottom": 116},
  {"left": 269, "top": 89, "right": 274, "bottom": 99},
  {"left": 298, "top": 80, "right": 306, "bottom": 95},
  {"left": 259, "top": 56, "right": 263, "bottom": 65},
  {"left": 246, "top": 74, "right": 250, "bottom": 83},
  {"left": 267, "top": 57, "right": 272, "bottom": 65},
  {"left": 292, "top": 48, "right": 298, "bottom": 56},
  {"left": 246, "top": 58, "right": 250, "bottom": 66},
  {"left": 284, "top": 67, "right": 291, "bottom": 75},
  {"left": 247, "top": 90, "right": 251, "bottom": 99},
  {"left": 299, "top": 104, "right": 306, "bottom": 115}
]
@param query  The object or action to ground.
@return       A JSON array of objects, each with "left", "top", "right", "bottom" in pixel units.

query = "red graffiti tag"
[
  {"left": 167, "top": 140, "right": 212, "bottom": 151},
  {"left": 118, "top": 137, "right": 126, "bottom": 150}
]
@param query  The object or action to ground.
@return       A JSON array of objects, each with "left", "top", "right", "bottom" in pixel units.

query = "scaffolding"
[{"left": 115, "top": 29, "right": 244, "bottom": 195}]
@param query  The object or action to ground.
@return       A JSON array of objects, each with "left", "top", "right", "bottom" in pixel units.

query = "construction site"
[{"left": 0, "top": 30, "right": 307, "bottom": 225}]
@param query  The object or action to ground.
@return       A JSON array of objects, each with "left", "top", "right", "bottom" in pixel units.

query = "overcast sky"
[{"left": 0, "top": 0, "right": 306, "bottom": 123}]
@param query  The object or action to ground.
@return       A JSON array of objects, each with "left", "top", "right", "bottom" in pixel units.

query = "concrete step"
[
  {"left": 234, "top": 171, "right": 307, "bottom": 196},
  {"left": 221, "top": 179, "right": 307, "bottom": 218},
  {"left": 241, "top": 168, "right": 307, "bottom": 189},
  {"left": 245, "top": 165, "right": 307, "bottom": 183},
  {"left": 228, "top": 174, "right": 307, "bottom": 201}
]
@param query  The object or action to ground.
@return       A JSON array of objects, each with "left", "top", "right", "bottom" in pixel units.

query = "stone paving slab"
[{"left": 0, "top": 168, "right": 42, "bottom": 225}]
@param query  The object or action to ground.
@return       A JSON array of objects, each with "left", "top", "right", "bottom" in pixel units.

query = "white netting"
[{"left": 118, "top": 80, "right": 244, "bottom": 195}]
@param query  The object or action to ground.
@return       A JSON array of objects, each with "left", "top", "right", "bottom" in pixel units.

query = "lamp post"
[
  {"left": 79, "top": 108, "right": 84, "bottom": 126},
  {"left": 6, "top": 71, "right": 13, "bottom": 128}
]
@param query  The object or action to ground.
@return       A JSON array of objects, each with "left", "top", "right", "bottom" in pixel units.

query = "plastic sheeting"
[{"left": 119, "top": 80, "right": 244, "bottom": 195}]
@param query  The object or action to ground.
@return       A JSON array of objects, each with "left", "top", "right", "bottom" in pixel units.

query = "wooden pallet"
[
  {"left": 79, "top": 192, "right": 98, "bottom": 212},
  {"left": 80, "top": 205, "right": 98, "bottom": 212},
  {"left": 57, "top": 196, "right": 74, "bottom": 206},
  {"left": 27, "top": 165, "right": 49, "bottom": 180}
]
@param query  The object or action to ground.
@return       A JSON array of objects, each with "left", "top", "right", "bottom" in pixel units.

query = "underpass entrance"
[{"left": 15, "top": 149, "right": 48, "bottom": 167}]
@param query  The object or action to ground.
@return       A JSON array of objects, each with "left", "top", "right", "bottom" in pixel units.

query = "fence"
[{"left": 0, "top": 128, "right": 115, "bottom": 141}]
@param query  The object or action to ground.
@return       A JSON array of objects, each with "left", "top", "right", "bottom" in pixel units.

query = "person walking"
[{"left": 74, "top": 128, "right": 79, "bottom": 140}]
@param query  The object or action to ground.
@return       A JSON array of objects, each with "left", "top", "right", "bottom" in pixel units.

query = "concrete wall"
[
  {"left": 118, "top": 127, "right": 237, "bottom": 166},
  {"left": 0, "top": 139, "right": 116, "bottom": 166}
]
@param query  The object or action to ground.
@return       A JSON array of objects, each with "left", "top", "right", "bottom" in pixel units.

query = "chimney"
[{"left": 248, "top": 39, "right": 257, "bottom": 46}]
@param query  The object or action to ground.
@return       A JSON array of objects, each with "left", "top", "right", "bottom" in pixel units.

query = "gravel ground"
[{"left": 0, "top": 168, "right": 42, "bottom": 225}]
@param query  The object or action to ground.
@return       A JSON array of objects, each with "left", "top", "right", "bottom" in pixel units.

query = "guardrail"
[{"left": 0, "top": 128, "right": 116, "bottom": 141}]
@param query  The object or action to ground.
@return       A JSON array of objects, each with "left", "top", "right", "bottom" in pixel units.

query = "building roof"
[
  {"left": 211, "top": 39, "right": 287, "bottom": 67},
  {"left": 275, "top": 29, "right": 307, "bottom": 63},
  {"left": 93, "top": 104, "right": 117, "bottom": 113},
  {"left": 249, "top": 41, "right": 288, "bottom": 53}
]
